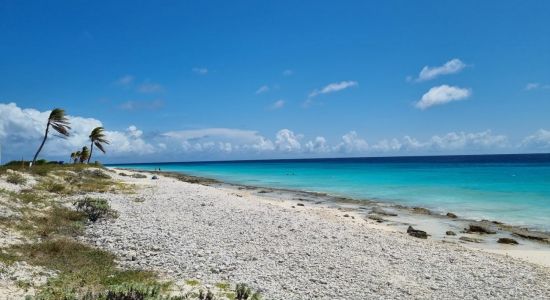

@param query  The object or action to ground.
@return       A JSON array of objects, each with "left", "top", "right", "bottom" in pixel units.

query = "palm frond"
[
  {"left": 48, "top": 108, "right": 71, "bottom": 137},
  {"left": 89, "top": 127, "right": 109, "bottom": 155},
  {"left": 94, "top": 141, "right": 106, "bottom": 153}
]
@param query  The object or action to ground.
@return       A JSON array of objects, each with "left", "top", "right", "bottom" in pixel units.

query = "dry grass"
[{"left": 5, "top": 238, "right": 163, "bottom": 299}]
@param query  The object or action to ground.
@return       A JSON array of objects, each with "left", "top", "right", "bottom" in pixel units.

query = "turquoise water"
[{"left": 111, "top": 155, "right": 550, "bottom": 230}]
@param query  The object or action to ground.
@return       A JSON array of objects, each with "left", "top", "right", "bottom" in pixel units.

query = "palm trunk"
[
  {"left": 32, "top": 122, "right": 50, "bottom": 166},
  {"left": 87, "top": 141, "right": 94, "bottom": 164}
]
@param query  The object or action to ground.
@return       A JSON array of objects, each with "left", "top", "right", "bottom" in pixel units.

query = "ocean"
[{"left": 110, "top": 154, "right": 550, "bottom": 231}]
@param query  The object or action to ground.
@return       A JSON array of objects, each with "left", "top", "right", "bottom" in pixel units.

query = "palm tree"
[
  {"left": 87, "top": 127, "right": 109, "bottom": 163},
  {"left": 74, "top": 151, "right": 81, "bottom": 164},
  {"left": 79, "top": 146, "right": 90, "bottom": 164},
  {"left": 32, "top": 108, "right": 71, "bottom": 166},
  {"left": 70, "top": 152, "right": 77, "bottom": 164}
]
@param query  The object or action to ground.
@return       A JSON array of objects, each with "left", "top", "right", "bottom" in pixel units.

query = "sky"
[{"left": 1, "top": 1, "right": 550, "bottom": 163}]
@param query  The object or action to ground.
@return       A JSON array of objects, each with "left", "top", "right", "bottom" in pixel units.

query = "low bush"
[
  {"left": 81, "top": 169, "right": 112, "bottom": 179},
  {"left": 236, "top": 283, "right": 261, "bottom": 300},
  {"left": 38, "top": 180, "right": 66, "bottom": 193},
  {"left": 6, "top": 172, "right": 26, "bottom": 185},
  {"left": 4, "top": 239, "right": 162, "bottom": 299},
  {"left": 74, "top": 197, "right": 117, "bottom": 222}
]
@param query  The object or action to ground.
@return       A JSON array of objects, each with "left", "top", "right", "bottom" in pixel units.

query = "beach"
[{"left": 80, "top": 168, "right": 550, "bottom": 299}]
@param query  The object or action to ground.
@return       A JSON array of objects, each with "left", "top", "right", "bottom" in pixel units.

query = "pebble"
[{"left": 81, "top": 171, "right": 550, "bottom": 300}]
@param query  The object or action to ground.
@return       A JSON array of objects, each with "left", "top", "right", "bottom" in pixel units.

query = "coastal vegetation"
[
  {"left": 88, "top": 126, "right": 110, "bottom": 164},
  {"left": 1, "top": 109, "right": 262, "bottom": 299},
  {"left": 0, "top": 164, "right": 262, "bottom": 299},
  {"left": 32, "top": 108, "right": 71, "bottom": 166}
]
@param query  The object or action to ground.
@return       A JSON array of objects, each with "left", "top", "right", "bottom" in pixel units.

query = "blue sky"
[{"left": 1, "top": 1, "right": 550, "bottom": 163}]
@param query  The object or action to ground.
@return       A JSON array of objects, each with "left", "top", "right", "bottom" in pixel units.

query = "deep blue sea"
[{"left": 110, "top": 154, "right": 550, "bottom": 230}]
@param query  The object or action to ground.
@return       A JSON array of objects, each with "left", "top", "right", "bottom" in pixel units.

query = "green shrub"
[
  {"left": 6, "top": 172, "right": 26, "bottom": 185},
  {"left": 74, "top": 198, "right": 116, "bottom": 222},
  {"left": 235, "top": 283, "right": 261, "bottom": 300},
  {"left": 38, "top": 180, "right": 66, "bottom": 193},
  {"left": 4, "top": 239, "right": 162, "bottom": 299},
  {"left": 81, "top": 169, "right": 111, "bottom": 179}
]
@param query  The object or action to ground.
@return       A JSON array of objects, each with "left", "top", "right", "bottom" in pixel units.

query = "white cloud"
[
  {"left": 334, "top": 131, "right": 369, "bottom": 153},
  {"left": 115, "top": 75, "right": 134, "bottom": 86},
  {"left": 192, "top": 67, "right": 208, "bottom": 75},
  {"left": 525, "top": 82, "right": 550, "bottom": 91},
  {"left": 4, "top": 102, "right": 550, "bottom": 162},
  {"left": 255, "top": 85, "right": 270, "bottom": 94},
  {"left": 163, "top": 128, "right": 263, "bottom": 143},
  {"left": 138, "top": 81, "right": 163, "bottom": 93},
  {"left": 305, "top": 136, "right": 329, "bottom": 153},
  {"left": 0, "top": 103, "right": 156, "bottom": 161},
  {"left": 309, "top": 81, "right": 358, "bottom": 98},
  {"left": 415, "top": 58, "right": 466, "bottom": 82},
  {"left": 283, "top": 69, "right": 293, "bottom": 76},
  {"left": 372, "top": 138, "right": 402, "bottom": 152},
  {"left": 415, "top": 85, "right": 471, "bottom": 110},
  {"left": 275, "top": 129, "right": 302, "bottom": 152},
  {"left": 525, "top": 83, "right": 540, "bottom": 91},
  {"left": 427, "top": 131, "right": 508, "bottom": 150},
  {"left": 269, "top": 100, "right": 285, "bottom": 110},
  {"left": 521, "top": 129, "right": 550, "bottom": 149}
]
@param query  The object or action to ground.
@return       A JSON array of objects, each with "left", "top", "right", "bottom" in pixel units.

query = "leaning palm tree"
[
  {"left": 32, "top": 108, "right": 71, "bottom": 166},
  {"left": 74, "top": 151, "right": 81, "bottom": 164},
  {"left": 87, "top": 127, "right": 110, "bottom": 163},
  {"left": 79, "top": 146, "right": 90, "bottom": 164},
  {"left": 70, "top": 152, "right": 77, "bottom": 164}
]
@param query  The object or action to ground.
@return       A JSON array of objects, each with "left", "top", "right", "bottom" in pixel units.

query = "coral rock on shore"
[{"left": 407, "top": 226, "right": 428, "bottom": 239}]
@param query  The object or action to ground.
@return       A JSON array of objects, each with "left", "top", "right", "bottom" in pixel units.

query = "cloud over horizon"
[{"left": 1, "top": 103, "right": 547, "bottom": 163}]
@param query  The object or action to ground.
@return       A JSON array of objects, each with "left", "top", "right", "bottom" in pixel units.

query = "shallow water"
[{"left": 111, "top": 154, "right": 550, "bottom": 230}]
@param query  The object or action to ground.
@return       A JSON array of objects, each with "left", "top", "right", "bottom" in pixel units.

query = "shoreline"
[
  {"left": 86, "top": 168, "right": 550, "bottom": 299},
  {"left": 114, "top": 167, "right": 550, "bottom": 267}
]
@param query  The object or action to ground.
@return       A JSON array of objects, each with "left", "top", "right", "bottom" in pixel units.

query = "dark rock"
[
  {"left": 372, "top": 207, "right": 397, "bottom": 216},
  {"left": 297, "top": 203, "right": 305, "bottom": 207},
  {"left": 467, "top": 223, "right": 496, "bottom": 234},
  {"left": 151, "top": 175, "right": 159, "bottom": 180},
  {"left": 343, "top": 214, "right": 350, "bottom": 218},
  {"left": 498, "top": 238, "right": 519, "bottom": 245},
  {"left": 412, "top": 207, "right": 431, "bottom": 215},
  {"left": 459, "top": 236, "right": 483, "bottom": 243},
  {"left": 446, "top": 212, "right": 458, "bottom": 218},
  {"left": 446, "top": 231, "right": 457, "bottom": 236},
  {"left": 407, "top": 226, "right": 428, "bottom": 239},
  {"left": 367, "top": 215, "right": 385, "bottom": 223},
  {"left": 510, "top": 228, "right": 550, "bottom": 243}
]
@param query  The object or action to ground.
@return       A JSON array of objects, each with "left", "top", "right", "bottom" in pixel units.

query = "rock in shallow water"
[
  {"left": 446, "top": 231, "right": 457, "bottom": 236},
  {"left": 372, "top": 207, "right": 397, "bottom": 216},
  {"left": 467, "top": 223, "right": 496, "bottom": 234},
  {"left": 497, "top": 238, "right": 519, "bottom": 245},
  {"left": 446, "top": 212, "right": 458, "bottom": 218},
  {"left": 459, "top": 236, "right": 483, "bottom": 243},
  {"left": 407, "top": 226, "right": 428, "bottom": 239}
]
